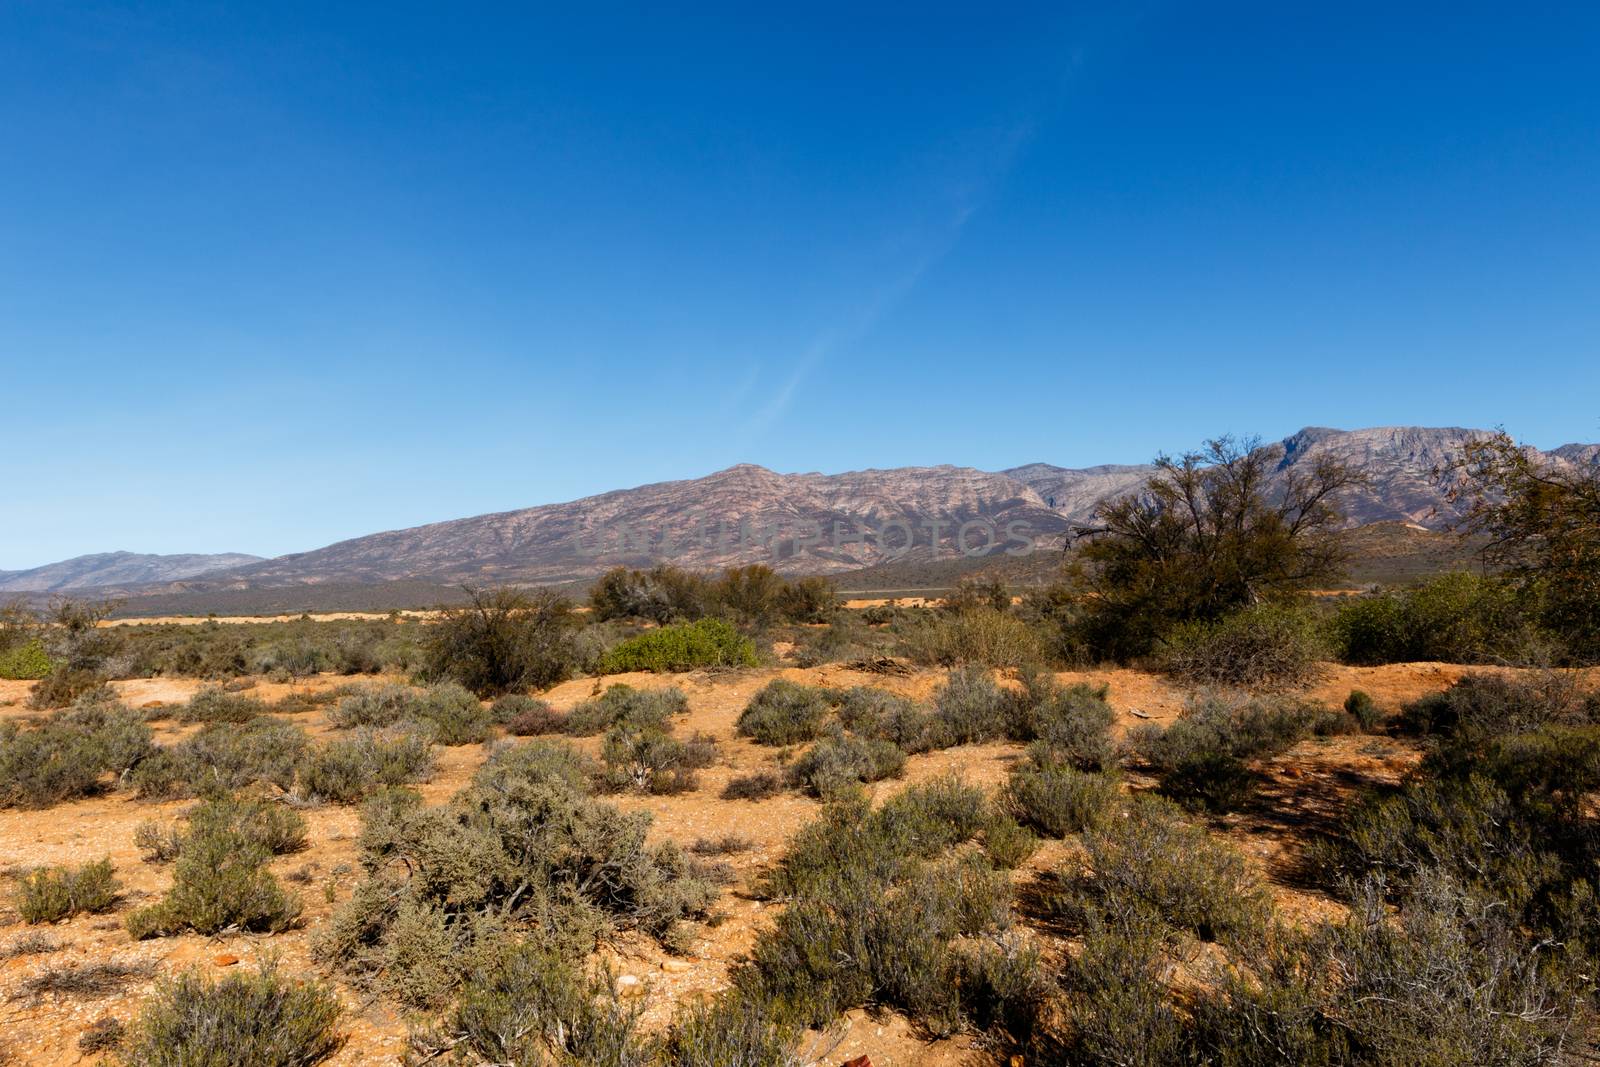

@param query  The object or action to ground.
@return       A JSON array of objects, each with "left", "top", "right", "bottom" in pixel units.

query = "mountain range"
[
  {"left": 12, "top": 427, "right": 1598, "bottom": 598},
  {"left": 0, "top": 551, "right": 264, "bottom": 594}
]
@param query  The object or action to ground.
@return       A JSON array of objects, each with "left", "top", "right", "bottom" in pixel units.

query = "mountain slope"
[
  {"left": 145, "top": 426, "right": 1600, "bottom": 592},
  {"left": 0, "top": 552, "right": 265, "bottom": 593}
]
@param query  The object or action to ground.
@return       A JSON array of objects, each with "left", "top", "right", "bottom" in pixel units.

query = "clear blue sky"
[{"left": 3, "top": 3, "right": 1598, "bottom": 569}]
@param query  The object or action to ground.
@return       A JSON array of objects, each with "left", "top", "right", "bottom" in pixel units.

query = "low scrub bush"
[
  {"left": 177, "top": 685, "right": 265, "bottom": 724},
  {"left": 120, "top": 961, "right": 342, "bottom": 1067},
  {"left": 490, "top": 692, "right": 561, "bottom": 731},
  {"left": 1398, "top": 672, "right": 1595, "bottom": 745},
  {"left": 1009, "top": 674, "right": 1117, "bottom": 769},
  {"left": 598, "top": 617, "right": 758, "bottom": 674},
  {"left": 599, "top": 724, "right": 716, "bottom": 795},
  {"left": 133, "top": 720, "right": 309, "bottom": 800},
  {"left": 662, "top": 992, "right": 803, "bottom": 1066},
  {"left": 297, "top": 727, "right": 434, "bottom": 803},
  {"left": 16, "top": 858, "right": 120, "bottom": 923},
  {"left": 186, "top": 794, "right": 309, "bottom": 856},
  {"left": 313, "top": 738, "right": 716, "bottom": 1007},
  {"left": 736, "top": 680, "right": 836, "bottom": 745},
  {"left": 735, "top": 779, "right": 1029, "bottom": 1037},
  {"left": 901, "top": 607, "right": 1044, "bottom": 668},
  {"left": 1158, "top": 601, "right": 1328, "bottom": 689},
  {"left": 328, "top": 682, "right": 490, "bottom": 745},
  {"left": 0, "top": 702, "right": 153, "bottom": 808},
  {"left": 931, "top": 666, "right": 1008, "bottom": 745},
  {"left": 787, "top": 732, "right": 906, "bottom": 797},
  {"left": 567, "top": 684, "right": 688, "bottom": 736},
  {"left": 126, "top": 825, "right": 302, "bottom": 938},
  {"left": 413, "top": 943, "right": 651, "bottom": 1066},
  {"left": 1130, "top": 694, "right": 1330, "bottom": 812},
  {"left": 1003, "top": 749, "right": 1121, "bottom": 837},
  {"left": 722, "top": 771, "right": 784, "bottom": 801},
  {"left": 1062, "top": 907, "right": 1184, "bottom": 1067},
  {"left": 1057, "top": 795, "right": 1270, "bottom": 945}
]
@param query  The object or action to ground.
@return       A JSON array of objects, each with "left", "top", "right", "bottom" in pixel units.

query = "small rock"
[
  {"left": 661, "top": 960, "right": 692, "bottom": 973},
  {"left": 841, "top": 1057, "right": 873, "bottom": 1067},
  {"left": 213, "top": 954, "right": 239, "bottom": 967}
]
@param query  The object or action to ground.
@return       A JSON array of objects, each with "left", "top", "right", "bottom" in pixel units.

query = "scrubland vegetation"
[{"left": 2, "top": 432, "right": 1599, "bottom": 1064}]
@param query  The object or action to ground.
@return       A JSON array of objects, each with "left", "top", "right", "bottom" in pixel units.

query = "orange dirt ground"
[{"left": 0, "top": 660, "right": 1583, "bottom": 1066}]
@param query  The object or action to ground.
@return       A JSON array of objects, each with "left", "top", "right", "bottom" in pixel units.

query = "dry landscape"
[{"left": 2, "top": 646, "right": 1591, "bottom": 1065}]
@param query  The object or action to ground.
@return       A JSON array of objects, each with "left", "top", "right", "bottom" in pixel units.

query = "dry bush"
[
  {"left": 736, "top": 680, "right": 835, "bottom": 745},
  {"left": 1158, "top": 601, "right": 1329, "bottom": 690},
  {"left": 125, "top": 826, "right": 302, "bottom": 939},
  {"left": 567, "top": 684, "right": 687, "bottom": 737},
  {"left": 120, "top": 962, "right": 342, "bottom": 1067},
  {"left": 297, "top": 727, "right": 434, "bottom": 803},
  {"left": 12, "top": 959, "right": 154, "bottom": 1002},
  {"left": 177, "top": 685, "right": 265, "bottom": 724},
  {"left": 721, "top": 771, "right": 784, "bottom": 801},
  {"left": 787, "top": 732, "right": 906, "bottom": 797},
  {"left": 77, "top": 1016, "right": 125, "bottom": 1054},
  {"left": 313, "top": 739, "right": 716, "bottom": 1008},
  {"left": 901, "top": 607, "right": 1044, "bottom": 668},
  {"left": 599, "top": 724, "right": 716, "bottom": 795},
  {"left": 16, "top": 858, "right": 120, "bottom": 923},
  {"left": 133, "top": 720, "right": 309, "bottom": 800},
  {"left": 424, "top": 586, "right": 579, "bottom": 695}
]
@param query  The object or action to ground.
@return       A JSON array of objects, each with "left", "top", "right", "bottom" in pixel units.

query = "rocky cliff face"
[
  {"left": 148, "top": 426, "right": 1600, "bottom": 590},
  {"left": 0, "top": 552, "right": 264, "bottom": 593}
]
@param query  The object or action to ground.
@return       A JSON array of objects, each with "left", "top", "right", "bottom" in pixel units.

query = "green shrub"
[
  {"left": 1158, "top": 601, "right": 1329, "bottom": 689},
  {"left": 424, "top": 586, "right": 579, "bottom": 695},
  {"left": 901, "top": 607, "right": 1044, "bottom": 668},
  {"left": 186, "top": 794, "right": 308, "bottom": 856},
  {"left": 1062, "top": 906, "right": 1185, "bottom": 1067},
  {"left": 787, "top": 732, "right": 906, "bottom": 797},
  {"left": 297, "top": 727, "right": 435, "bottom": 803},
  {"left": 120, "top": 961, "right": 342, "bottom": 1067},
  {"left": 1399, "top": 672, "right": 1593, "bottom": 745},
  {"left": 598, "top": 617, "right": 758, "bottom": 674},
  {"left": 1003, "top": 749, "right": 1121, "bottom": 837},
  {"left": 1057, "top": 795, "right": 1270, "bottom": 945},
  {"left": 0, "top": 639, "right": 51, "bottom": 680},
  {"left": 413, "top": 943, "right": 650, "bottom": 1066},
  {"left": 1130, "top": 694, "right": 1326, "bottom": 812},
  {"left": 133, "top": 720, "right": 310, "bottom": 800},
  {"left": 126, "top": 827, "right": 301, "bottom": 938},
  {"left": 1332, "top": 572, "right": 1550, "bottom": 666},
  {"left": 567, "top": 684, "right": 687, "bottom": 736},
  {"left": 413, "top": 682, "right": 492, "bottom": 745},
  {"left": 16, "top": 858, "right": 120, "bottom": 923},
  {"left": 178, "top": 685, "right": 265, "bottom": 724},
  {"left": 736, "top": 680, "right": 835, "bottom": 745},
  {"left": 589, "top": 564, "right": 713, "bottom": 624}
]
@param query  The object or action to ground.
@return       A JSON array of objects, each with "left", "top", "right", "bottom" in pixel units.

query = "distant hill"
[
  {"left": 0, "top": 551, "right": 264, "bottom": 594},
  {"left": 79, "top": 426, "right": 1600, "bottom": 602}
]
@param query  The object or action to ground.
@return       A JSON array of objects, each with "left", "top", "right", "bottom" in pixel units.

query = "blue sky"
[{"left": 3, "top": 3, "right": 1598, "bottom": 568}]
